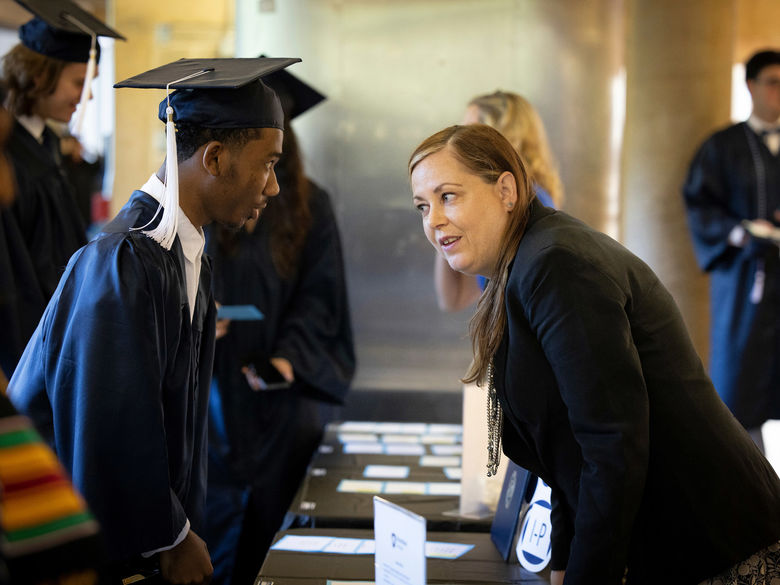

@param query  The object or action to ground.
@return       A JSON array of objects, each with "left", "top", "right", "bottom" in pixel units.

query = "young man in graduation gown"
[
  {"left": 9, "top": 57, "right": 299, "bottom": 584},
  {"left": 0, "top": 1, "right": 124, "bottom": 380},
  {"left": 682, "top": 49, "right": 780, "bottom": 449},
  {"left": 205, "top": 69, "right": 355, "bottom": 585}
]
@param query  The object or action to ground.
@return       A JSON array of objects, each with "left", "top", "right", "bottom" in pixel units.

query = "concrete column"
[{"left": 621, "top": 0, "right": 736, "bottom": 365}]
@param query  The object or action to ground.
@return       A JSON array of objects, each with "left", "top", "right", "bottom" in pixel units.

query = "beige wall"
[
  {"left": 108, "top": 0, "right": 780, "bottom": 389},
  {"left": 112, "top": 0, "right": 234, "bottom": 215}
]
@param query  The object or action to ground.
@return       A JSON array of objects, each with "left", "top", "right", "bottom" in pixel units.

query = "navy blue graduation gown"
[
  {"left": 206, "top": 182, "right": 355, "bottom": 485},
  {"left": 0, "top": 122, "right": 86, "bottom": 378},
  {"left": 8, "top": 191, "right": 215, "bottom": 562},
  {"left": 682, "top": 122, "right": 779, "bottom": 428}
]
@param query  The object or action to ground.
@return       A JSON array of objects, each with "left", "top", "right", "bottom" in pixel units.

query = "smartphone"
[{"left": 245, "top": 360, "right": 290, "bottom": 391}]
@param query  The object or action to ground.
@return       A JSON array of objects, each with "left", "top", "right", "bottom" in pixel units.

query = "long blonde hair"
[
  {"left": 468, "top": 91, "right": 563, "bottom": 207},
  {"left": 409, "top": 125, "right": 532, "bottom": 384}
]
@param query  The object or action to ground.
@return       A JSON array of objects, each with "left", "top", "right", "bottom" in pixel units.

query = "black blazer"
[{"left": 494, "top": 200, "right": 780, "bottom": 585}]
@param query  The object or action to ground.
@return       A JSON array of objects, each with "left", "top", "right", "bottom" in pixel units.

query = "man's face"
[
  {"left": 748, "top": 64, "right": 780, "bottom": 122},
  {"left": 207, "top": 128, "right": 283, "bottom": 230}
]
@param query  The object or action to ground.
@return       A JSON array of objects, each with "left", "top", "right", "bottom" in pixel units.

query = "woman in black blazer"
[{"left": 409, "top": 124, "right": 780, "bottom": 585}]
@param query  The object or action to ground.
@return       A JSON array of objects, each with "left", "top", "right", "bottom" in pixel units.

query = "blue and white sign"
[
  {"left": 516, "top": 478, "right": 552, "bottom": 572},
  {"left": 374, "top": 496, "right": 426, "bottom": 585}
]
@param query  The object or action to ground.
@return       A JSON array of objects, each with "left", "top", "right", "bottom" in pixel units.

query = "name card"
[{"left": 374, "top": 497, "right": 426, "bottom": 585}]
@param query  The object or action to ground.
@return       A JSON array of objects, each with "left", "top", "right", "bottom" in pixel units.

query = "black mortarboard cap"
[
  {"left": 15, "top": 0, "right": 125, "bottom": 63},
  {"left": 115, "top": 57, "right": 301, "bottom": 129},
  {"left": 113, "top": 57, "right": 301, "bottom": 251},
  {"left": 259, "top": 55, "right": 326, "bottom": 119}
]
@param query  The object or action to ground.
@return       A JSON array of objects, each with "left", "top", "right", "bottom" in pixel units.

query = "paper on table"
[
  {"left": 426, "top": 482, "right": 461, "bottom": 496},
  {"left": 384, "top": 443, "right": 426, "bottom": 456},
  {"left": 428, "top": 423, "right": 463, "bottom": 435},
  {"left": 384, "top": 481, "right": 427, "bottom": 495},
  {"left": 343, "top": 442, "right": 384, "bottom": 454},
  {"left": 272, "top": 534, "right": 334, "bottom": 552},
  {"left": 271, "top": 535, "right": 473, "bottom": 560},
  {"left": 425, "top": 541, "right": 474, "bottom": 559},
  {"left": 364, "top": 465, "right": 410, "bottom": 479},
  {"left": 421, "top": 434, "right": 459, "bottom": 445},
  {"left": 419, "top": 455, "right": 461, "bottom": 467},
  {"left": 337, "top": 479, "right": 384, "bottom": 494},
  {"left": 322, "top": 538, "right": 365, "bottom": 554},
  {"left": 443, "top": 467, "right": 462, "bottom": 480},
  {"left": 381, "top": 434, "right": 421, "bottom": 444},
  {"left": 338, "top": 421, "right": 381, "bottom": 433},
  {"left": 430, "top": 444, "right": 463, "bottom": 456},
  {"left": 339, "top": 433, "right": 379, "bottom": 443},
  {"left": 374, "top": 497, "right": 426, "bottom": 585}
]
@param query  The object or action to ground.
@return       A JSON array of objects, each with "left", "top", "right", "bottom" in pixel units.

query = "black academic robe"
[
  {"left": 0, "top": 121, "right": 86, "bottom": 378},
  {"left": 8, "top": 191, "right": 215, "bottom": 563},
  {"left": 496, "top": 200, "right": 780, "bottom": 585},
  {"left": 682, "top": 122, "right": 780, "bottom": 428},
  {"left": 206, "top": 182, "right": 355, "bottom": 485}
]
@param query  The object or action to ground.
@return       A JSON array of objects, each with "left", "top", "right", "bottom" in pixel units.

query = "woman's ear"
[
  {"left": 497, "top": 171, "right": 518, "bottom": 211},
  {"left": 201, "top": 141, "right": 224, "bottom": 177}
]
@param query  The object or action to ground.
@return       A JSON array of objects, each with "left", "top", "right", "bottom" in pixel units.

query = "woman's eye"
[
  {"left": 415, "top": 203, "right": 428, "bottom": 214},
  {"left": 442, "top": 192, "right": 455, "bottom": 202}
]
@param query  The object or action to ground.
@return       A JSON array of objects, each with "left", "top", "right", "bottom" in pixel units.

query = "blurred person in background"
[
  {"left": 435, "top": 91, "right": 563, "bottom": 312},
  {"left": 205, "top": 69, "right": 354, "bottom": 585},
  {"left": 682, "top": 49, "right": 780, "bottom": 452},
  {"left": 0, "top": 1, "right": 122, "bottom": 380}
]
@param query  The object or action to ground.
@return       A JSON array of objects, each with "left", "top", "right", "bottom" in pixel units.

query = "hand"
[
  {"left": 215, "top": 318, "right": 230, "bottom": 340},
  {"left": 270, "top": 357, "right": 294, "bottom": 383},
  {"left": 550, "top": 569, "right": 565, "bottom": 585},
  {"left": 158, "top": 529, "right": 213, "bottom": 585},
  {"left": 213, "top": 302, "right": 230, "bottom": 340}
]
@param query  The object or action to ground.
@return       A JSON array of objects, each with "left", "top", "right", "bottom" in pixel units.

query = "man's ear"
[
  {"left": 201, "top": 141, "right": 225, "bottom": 177},
  {"left": 497, "top": 171, "right": 518, "bottom": 210},
  {"left": 746, "top": 79, "right": 757, "bottom": 99}
]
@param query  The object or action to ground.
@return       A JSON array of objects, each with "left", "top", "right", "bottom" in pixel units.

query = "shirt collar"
[
  {"left": 747, "top": 113, "right": 780, "bottom": 134},
  {"left": 139, "top": 174, "right": 205, "bottom": 263},
  {"left": 16, "top": 115, "right": 46, "bottom": 143}
]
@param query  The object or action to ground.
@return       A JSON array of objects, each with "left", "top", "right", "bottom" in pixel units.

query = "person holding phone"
[{"left": 205, "top": 69, "right": 355, "bottom": 585}]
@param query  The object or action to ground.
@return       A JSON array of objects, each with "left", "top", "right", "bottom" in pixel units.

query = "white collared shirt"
[
  {"left": 747, "top": 113, "right": 780, "bottom": 156},
  {"left": 16, "top": 114, "right": 46, "bottom": 143},
  {"left": 139, "top": 174, "right": 205, "bottom": 322}
]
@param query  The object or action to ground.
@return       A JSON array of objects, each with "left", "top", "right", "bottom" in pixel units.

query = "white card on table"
[{"left": 373, "top": 496, "right": 426, "bottom": 585}]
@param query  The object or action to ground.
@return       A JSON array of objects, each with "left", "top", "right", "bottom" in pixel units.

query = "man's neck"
[
  {"left": 751, "top": 109, "right": 780, "bottom": 125},
  {"left": 155, "top": 163, "right": 206, "bottom": 228}
]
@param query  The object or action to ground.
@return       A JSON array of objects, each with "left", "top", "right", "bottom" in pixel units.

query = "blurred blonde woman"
[{"left": 435, "top": 91, "right": 563, "bottom": 311}]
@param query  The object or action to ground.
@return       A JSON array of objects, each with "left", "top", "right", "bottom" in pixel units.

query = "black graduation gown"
[
  {"left": 0, "top": 121, "right": 86, "bottom": 378},
  {"left": 206, "top": 182, "right": 355, "bottom": 486},
  {"left": 682, "top": 122, "right": 780, "bottom": 428},
  {"left": 8, "top": 191, "right": 215, "bottom": 563},
  {"left": 496, "top": 200, "right": 780, "bottom": 585}
]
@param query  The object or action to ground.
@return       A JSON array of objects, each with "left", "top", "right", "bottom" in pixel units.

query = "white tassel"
[
  {"left": 133, "top": 69, "right": 210, "bottom": 250},
  {"left": 71, "top": 41, "right": 97, "bottom": 138},
  {"left": 141, "top": 106, "right": 180, "bottom": 250}
]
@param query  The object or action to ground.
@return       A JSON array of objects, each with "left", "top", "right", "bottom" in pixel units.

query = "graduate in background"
[
  {"left": 9, "top": 57, "right": 299, "bottom": 584},
  {"left": 0, "top": 86, "right": 103, "bottom": 585},
  {"left": 435, "top": 91, "right": 563, "bottom": 312},
  {"left": 683, "top": 49, "right": 780, "bottom": 450},
  {"left": 205, "top": 69, "right": 355, "bottom": 585},
  {"left": 0, "top": 0, "right": 124, "bottom": 380}
]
